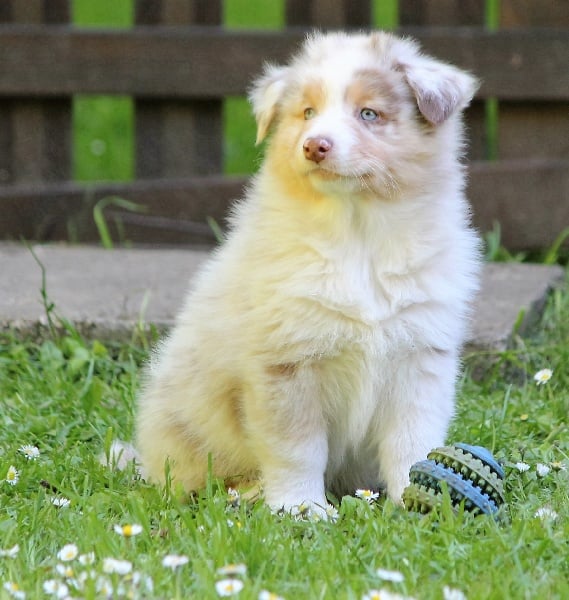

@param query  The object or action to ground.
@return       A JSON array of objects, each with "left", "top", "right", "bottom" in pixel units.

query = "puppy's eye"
[
  {"left": 360, "top": 108, "right": 379, "bottom": 121},
  {"left": 304, "top": 107, "right": 316, "bottom": 120}
]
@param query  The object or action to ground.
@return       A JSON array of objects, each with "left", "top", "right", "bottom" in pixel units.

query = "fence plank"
[
  {"left": 1, "top": 161, "right": 567, "bottom": 251},
  {"left": 134, "top": 0, "right": 222, "bottom": 179},
  {"left": 0, "top": 28, "right": 567, "bottom": 101},
  {"left": 286, "top": 0, "right": 371, "bottom": 28},
  {"left": 497, "top": 103, "right": 569, "bottom": 160},
  {"left": 496, "top": 2, "right": 569, "bottom": 160},
  {"left": 399, "top": 0, "right": 485, "bottom": 26},
  {"left": 0, "top": 1, "right": 70, "bottom": 184},
  {"left": 469, "top": 160, "right": 569, "bottom": 251},
  {"left": 399, "top": 1, "right": 488, "bottom": 162},
  {"left": 500, "top": 0, "right": 569, "bottom": 27}
]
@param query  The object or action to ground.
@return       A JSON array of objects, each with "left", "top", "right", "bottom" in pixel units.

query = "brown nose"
[{"left": 303, "top": 137, "right": 333, "bottom": 163}]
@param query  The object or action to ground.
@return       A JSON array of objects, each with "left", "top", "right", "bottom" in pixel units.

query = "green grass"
[{"left": 1, "top": 270, "right": 568, "bottom": 599}]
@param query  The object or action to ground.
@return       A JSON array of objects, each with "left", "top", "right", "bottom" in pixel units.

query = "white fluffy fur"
[{"left": 135, "top": 32, "right": 481, "bottom": 516}]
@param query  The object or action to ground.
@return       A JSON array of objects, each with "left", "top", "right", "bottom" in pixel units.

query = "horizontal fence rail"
[
  {"left": 1, "top": 160, "right": 567, "bottom": 251},
  {"left": 0, "top": 9, "right": 567, "bottom": 253},
  {"left": 0, "top": 27, "right": 568, "bottom": 100}
]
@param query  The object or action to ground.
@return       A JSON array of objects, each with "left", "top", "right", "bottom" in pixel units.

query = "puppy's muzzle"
[{"left": 303, "top": 137, "right": 333, "bottom": 164}]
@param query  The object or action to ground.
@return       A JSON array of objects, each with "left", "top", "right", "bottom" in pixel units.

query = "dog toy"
[{"left": 402, "top": 443, "right": 505, "bottom": 516}]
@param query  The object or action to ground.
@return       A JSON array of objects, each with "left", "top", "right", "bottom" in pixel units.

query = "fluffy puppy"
[{"left": 135, "top": 31, "right": 481, "bottom": 515}]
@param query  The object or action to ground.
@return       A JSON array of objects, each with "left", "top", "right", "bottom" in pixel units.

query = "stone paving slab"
[{"left": 0, "top": 243, "right": 565, "bottom": 350}]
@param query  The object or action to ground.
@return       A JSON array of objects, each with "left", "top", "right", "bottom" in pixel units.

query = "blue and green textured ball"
[{"left": 402, "top": 443, "right": 505, "bottom": 516}]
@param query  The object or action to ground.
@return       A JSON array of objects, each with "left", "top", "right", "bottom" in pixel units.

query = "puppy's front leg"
[
  {"left": 246, "top": 364, "right": 329, "bottom": 516},
  {"left": 377, "top": 351, "right": 458, "bottom": 504}
]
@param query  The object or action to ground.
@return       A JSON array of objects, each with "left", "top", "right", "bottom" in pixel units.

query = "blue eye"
[
  {"left": 304, "top": 108, "right": 316, "bottom": 120},
  {"left": 360, "top": 108, "right": 379, "bottom": 121}
]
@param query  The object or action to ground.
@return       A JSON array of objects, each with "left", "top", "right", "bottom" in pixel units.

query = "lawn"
[{"left": 0, "top": 272, "right": 567, "bottom": 599}]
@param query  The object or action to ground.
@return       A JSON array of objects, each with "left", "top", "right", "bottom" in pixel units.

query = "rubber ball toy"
[{"left": 402, "top": 443, "right": 505, "bottom": 516}]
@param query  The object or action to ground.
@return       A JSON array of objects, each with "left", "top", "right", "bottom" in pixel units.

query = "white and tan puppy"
[{"left": 135, "top": 32, "right": 481, "bottom": 515}]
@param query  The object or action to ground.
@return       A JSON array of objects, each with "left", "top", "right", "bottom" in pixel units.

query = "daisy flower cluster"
[
  {"left": 3, "top": 445, "right": 40, "bottom": 487},
  {"left": 36, "top": 541, "right": 155, "bottom": 599},
  {"left": 511, "top": 459, "right": 565, "bottom": 523},
  {"left": 361, "top": 568, "right": 412, "bottom": 600},
  {"left": 212, "top": 562, "right": 285, "bottom": 598},
  {"left": 0, "top": 546, "right": 24, "bottom": 597},
  {"left": 3, "top": 443, "right": 71, "bottom": 506},
  {"left": 512, "top": 459, "right": 566, "bottom": 478},
  {"left": 215, "top": 563, "right": 247, "bottom": 596},
  {"left": 361, "top": 569, "right": 466, "bottom": 600},
  {"left": 2, "top": 526, "right": 190, "bottom": 599}
]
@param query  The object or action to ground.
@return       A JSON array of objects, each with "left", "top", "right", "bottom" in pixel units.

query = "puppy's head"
[{"left": 249, "top": 32, "right": 478, "bottom": 199}]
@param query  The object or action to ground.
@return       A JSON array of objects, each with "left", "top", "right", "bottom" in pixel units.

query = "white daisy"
[
  {"left": 102, "top": 557, "right": 132, "bottom": 575},
  {"left": 114, "top": 523, "right": 143, "bottom": 537},
  {"left": 5, "top": 465, "right": 19, "bottom": 486},
  {"left": 362, "top": 590, "right": 414, "bottom": 600},
  {"left": 78, "top": 552, "right": 95, "bottom": 565},
  {"left": 376, "top": 568, "right": 405, "bottom": 583},
  {"left": 96, "top": 576, "right": 114, "bottom": 597},
  {"left": 227, "top": 487, "right": 241, "bottom": 507},
  {"left": 355, "top": 489, "right": 379, "bottom": 503},
  {"left": 536, "top": 463, "right": 550, "bottom": 477},
  {"left": 259, "top": 591, "right": 285, "bottom": 600},
  {"left": 215, "top": 578, "right": 244, "bottom": 596},
  {"left": 57, "top": 543, "right": 79, "bottom": 562},
  {"left": 42, "top": 580, "right": 69, "bottom": 598},
  {"left": 18, "top": 445, "right": 40, "bottom": 460},
  {"left": 51, "top": 497, "right": 71, "bottom": 508},
  {"left": 534, "top": 506, "right": 559, "bottom": 521},
  {"left": 162, "top": 554, "right": 189, "bottom": 569},
  {"left": 0, "top": 543, "right": 19, "bottom": 558},
  {"left": 55, "top": 564, "right": 75, "bottom": 579},
  {"left": 514, "top": 462, "right": 530, "bottom": 473},
  {"left": 362, "top": 591, "right": 383, "bottom": 600},
  {"left": 325, "top": 505, "right": 340, "bottom": 522},
  {"left": 3, "top": 581, "right": 26, "bottom": 599},
  {"left": 443, "top": 586, "right": 467, "bottom": 600},
  {"left": 534, "top": 368, "right": 553, "bottom": 385},
  {"left": 217, "top": 563, "right": 247, "bottom": 577}
]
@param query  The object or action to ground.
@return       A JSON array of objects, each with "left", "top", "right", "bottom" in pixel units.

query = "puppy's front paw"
[{"left": 265, "top": 487, "right": 331, "bottom": 520}]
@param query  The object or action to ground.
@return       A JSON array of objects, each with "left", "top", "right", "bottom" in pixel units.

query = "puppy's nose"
[{"left": 303, "top": 137, "right": 333, "bottom": 163}]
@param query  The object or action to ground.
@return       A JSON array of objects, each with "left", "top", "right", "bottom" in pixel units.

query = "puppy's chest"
[{"left": 313, "top": 251, "right": 429, "bottom": 325}]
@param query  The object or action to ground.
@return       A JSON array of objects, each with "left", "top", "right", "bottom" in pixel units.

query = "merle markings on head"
[{"left": 249, "top": 31, "right": 478, "bottom": 143}]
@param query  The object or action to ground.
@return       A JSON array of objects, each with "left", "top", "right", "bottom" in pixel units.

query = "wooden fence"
[{"left": 0, "top": 0, "right": 568, "bottom": 251}]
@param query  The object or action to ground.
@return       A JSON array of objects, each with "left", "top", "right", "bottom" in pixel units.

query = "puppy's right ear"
[{"left": 248, "top": 64, "right": 288, "bottom": 145}]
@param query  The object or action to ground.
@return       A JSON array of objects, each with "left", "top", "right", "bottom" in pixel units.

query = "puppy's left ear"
[
  {"left": 400, "top": 56, "right": 479, "bottom": 125},
  {"left": 248, "top": 64, "right": 289, "bottom": 145}
]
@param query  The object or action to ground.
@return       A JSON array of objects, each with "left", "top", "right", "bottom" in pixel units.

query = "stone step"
[{"left": 1, "top": 243, "right": 565, "bottom": 351}]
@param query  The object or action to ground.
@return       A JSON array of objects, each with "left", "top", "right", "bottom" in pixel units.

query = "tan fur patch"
[
  {"left": 267, "top": 363, "right": 298, "bottom": 378},
  {"left": 301, "top": 78, "right": 327, "bottom": 112},
  {"left": 346, "top": 69, "right": 404, "bottom": 119}
]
